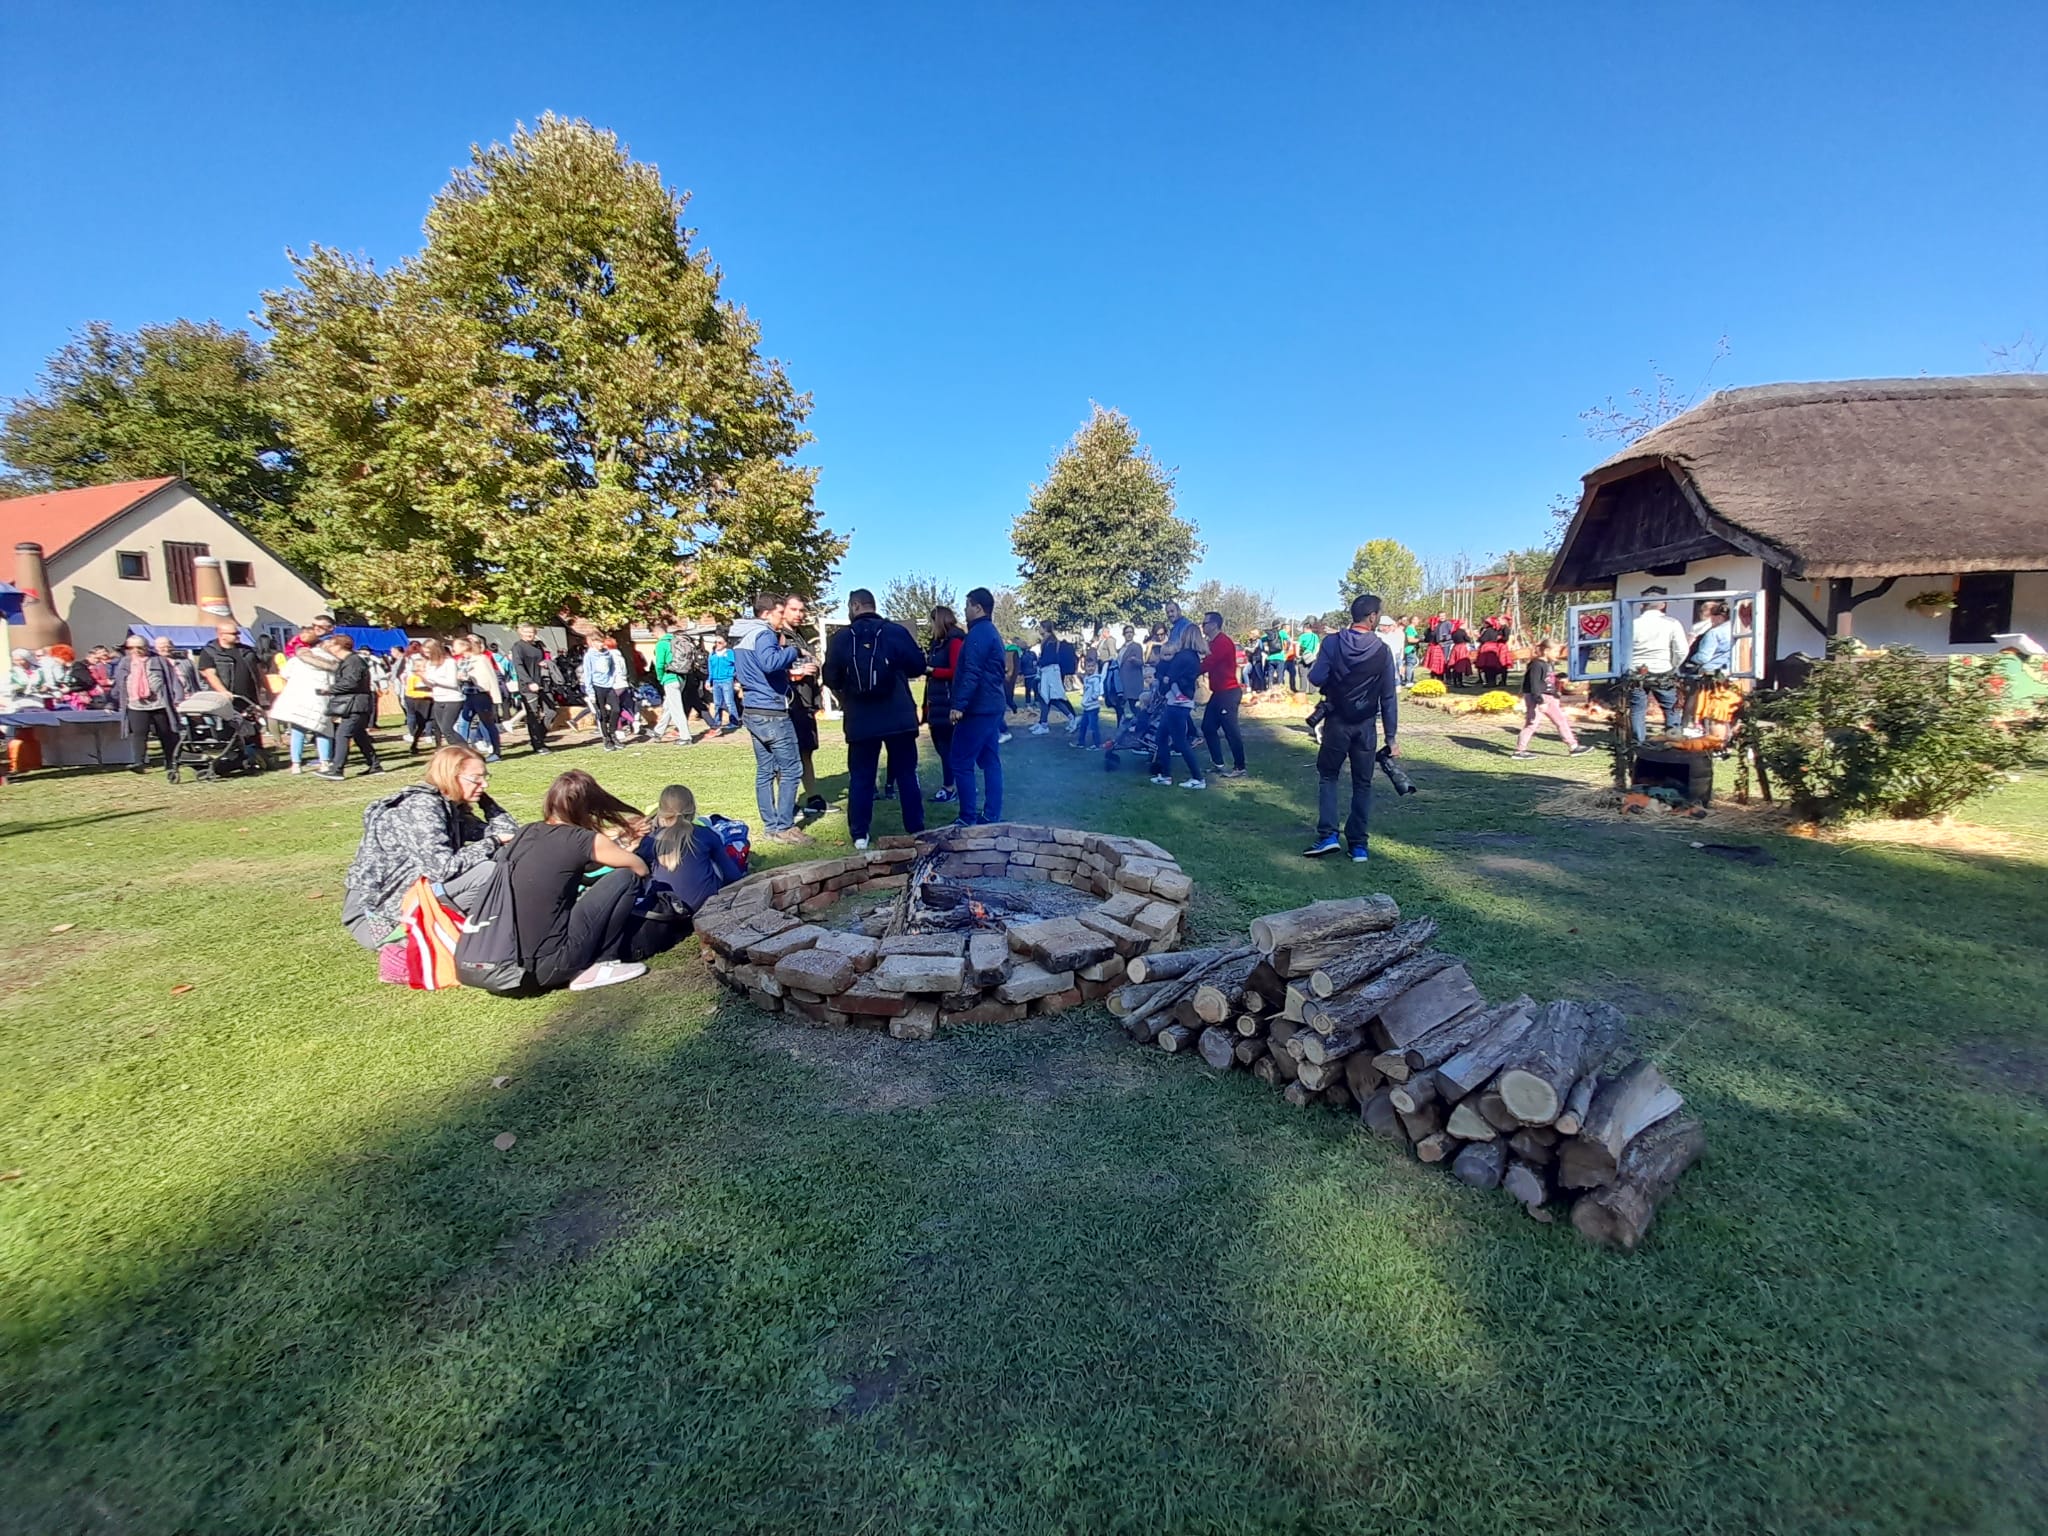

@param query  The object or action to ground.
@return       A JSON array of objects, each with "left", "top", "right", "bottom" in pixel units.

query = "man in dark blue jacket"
[
  {"left": 1304, "top": 591, "right": 1401, "bottom": 862},
  {"left": 947, "top": 587, "right": 1008, "bottom": 825},
  {"left": 823, "top": 588, "right": 928, "bottom": 847},
  {"left": 729, "top": 592, "right": 809, "bottom": 842}
]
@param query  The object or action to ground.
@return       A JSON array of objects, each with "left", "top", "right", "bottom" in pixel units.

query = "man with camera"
[{"left": 1304, "top": 591, "right": 1402, "bottom": 863}]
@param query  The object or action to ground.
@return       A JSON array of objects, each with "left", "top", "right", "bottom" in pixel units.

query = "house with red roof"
[{"left": 0, "top": 477, "right": 327, "bottom": 646}]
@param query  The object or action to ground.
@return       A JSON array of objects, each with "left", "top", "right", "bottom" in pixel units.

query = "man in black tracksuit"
[
  {"left": 510, "top": 623, "right": 553, "bottom": 754},
  {"left": 1304, "top": 591, "right": 1401, "bottom": 862},
  {"left": 822, "top": 587, "right": 929, "bottom": 847}
]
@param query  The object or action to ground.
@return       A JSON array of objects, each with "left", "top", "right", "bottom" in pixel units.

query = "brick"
[
  {"left": 1098, "top": 890, "right": 1149, "bottom": 924},
  {"left": 800, "top": 893, "right": 839, "bottom": 916},
  {"left": 1117, "top": 856, "right": 1169, "bottom": 893},
  {"left": 836, "top": 976, "right": 910, "bottom": 1017},
  {"left": 873, "top": 954, "right": 967, "bottom": 994},
  {"left": 874, "top": 834, "right": 918, "bottom": 849},
  {"left": 1007, "top": 916, "right": 1115, "bottom": 972},
  {"left": 1074, "top": 910, "right": 1148, "bottom": 957},
  {"left": 867, "top": 875, "right": 908, "bottom": 890},
  {"left": 1031, "top": 987, "right": 1085, "bottom": 1014},
  {"left": 940, "top": 999, "right": 1028, "bottom": 1026},
  {"left": 745, "top": 986, "right": 783, "bottom": 1013},
  {"left": 889, "top": 1003, "right": 940, "bottom": 1041},
  {"left": 813, "top": 931, "right": 880, "bottom": 971},
  {"left": 747, "top": 923, "right": 826, "bottom": 964},
  {"left": 1148, "top": 867, "right": 1194, "bottom": 903},
  {"left": 1077, "top": 956, "right": 1126, "bottom": 983},
  {"left": 1051, "top": 827, "right": 1086, "bottom": 845},
  {"left": 878, "top": 932, "right": 968, "bottom": 957},
  {"left": 1079, "top": 975, "right": 1120, "bottom": 1001},
  {"left": 1007, "top": 851, "right": 1037, "bottom": 867},
  {"left": 1131, "top": 901, "right": 1181, "bottom": 939},
  {"left": 792, "top": 998, "right": 851, "bottom": 1028},
  {"left": 967, "top": 931, "right": 1012, "bottom": 985},
  {"left": 997, "top": 962, "right": 1076, "bottom": 1004},
  {"left": 775, "top": 948, "right": 858, "bottom": 994}
]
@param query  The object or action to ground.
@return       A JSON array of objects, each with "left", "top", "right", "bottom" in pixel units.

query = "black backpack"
[
  {"left": 454, "top": 835, "right": 534, "bottom": 995},
  {"left": 1326, "top": 636, "right": 1389, "bottom": 725},
  {"left": 846, "top": 622, "right": 898, "bottom": 699}
]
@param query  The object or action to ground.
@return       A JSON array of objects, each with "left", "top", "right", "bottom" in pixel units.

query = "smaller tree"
[
  {"left": 1186, "top": 578, "right": 1278, "bottom": 638},
  {"left": 1340, "top": 539, "right": 1426, "bottom": 614},
  {"left": 881, "top": 572, "right": 956, "bottom": 629},
  {"left": 991, "top": 588, "right": 1028, "bottom": 641}
]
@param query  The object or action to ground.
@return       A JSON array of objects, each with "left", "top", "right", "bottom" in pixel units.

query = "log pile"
[{"left": 1113, "top": 895, "right": 1704, "bottom": 1250}]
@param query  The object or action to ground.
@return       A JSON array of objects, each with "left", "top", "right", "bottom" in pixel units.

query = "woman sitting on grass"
[
  {"left": 499, "top": 769, "right": 651, "bottom": 992},
  {"left": 340, "top": 744, "right": 516, "bottom": 948},
  {"left": 628, "top": 783, "right": 743, "bottom": 961}
]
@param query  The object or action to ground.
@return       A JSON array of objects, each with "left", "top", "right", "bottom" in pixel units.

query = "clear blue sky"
[{"left": 2, "top": 2, "right": 2041, "bottom": 617}]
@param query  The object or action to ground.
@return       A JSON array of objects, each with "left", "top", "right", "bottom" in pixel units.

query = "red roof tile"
[{"left": 0, "top": 477, "right": 180, "bottom": 584}]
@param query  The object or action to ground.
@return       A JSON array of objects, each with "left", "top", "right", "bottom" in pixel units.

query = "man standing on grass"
[
  {"left": 731, "top": 593, "right": 810, "bottom": 843},
  {"left": 650, "top": 622, "right": 693, "bottom": 745},
  {"left": 823, "top": 588, "right": 927, "bottom": 849},
  {"left": 197, "top": 622, "right": 271, "bottom": 707},
  {"left": 1304, "top": 592, "right": 1400, "bottom": 863},
  {"left": 510, "top": 622, "right": 553, "bottom": 754},
  {"left": 948, "top": 587, "right": 1007, "bottom": 825},
  {"left": 1200, "top": 611, "right": 1247, "bottom": 778}
]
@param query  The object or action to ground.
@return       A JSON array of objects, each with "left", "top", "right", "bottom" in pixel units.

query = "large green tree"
[
  {"left": 263, "top": 115, "right": 844, "bottom": 628},
  {"left": 1339, "top": 538, "right": 1426, "bottom": 614},
  {"left": 881, "top": 572, "right": 955, "bottom": 629},
  {"left": 1011, "top": 406, "right": 1200, "bottom": 629},
  {"left": 0, "top": 320, "right": 306, "bottom": 555},
  {"left": 1185, "top": 578, "right": 1277, "bottom": 638}
]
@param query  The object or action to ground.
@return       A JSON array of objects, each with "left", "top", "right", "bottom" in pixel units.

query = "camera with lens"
[{"left": 1377, "top": 745, "right": 1417, "bottom": 796}]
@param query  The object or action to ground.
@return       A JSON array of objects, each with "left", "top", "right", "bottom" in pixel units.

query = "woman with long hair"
[
  {"left": 420, "top": 638, "right": 467, "bottom": 748},
  {"left": 923, "top": 606, "right": 963, "bottom": 803},
  {"left": 1148, "top": 625, "right": 1207, "bottom": 790},
  {"left": 629, "top": 783, "right": 742, "bottom": 960},
  {"left": 340, "top": 743, "right": 517, "bottom": 948},
  {"left": 498, "top": 769, "right": 649, "bottom": 991},
  {"left": 452, "top": 635, "right": 504, "bottom": 761}
]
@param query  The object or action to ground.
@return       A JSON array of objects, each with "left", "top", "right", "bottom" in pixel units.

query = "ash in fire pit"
[{"left": 888, "top": 843, "right": 1099, "bottom": 935}]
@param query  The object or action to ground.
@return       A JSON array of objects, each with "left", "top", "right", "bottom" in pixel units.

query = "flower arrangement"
[
  {"left": 1471, "top": 689, "right": 1518, "bottom": 714},
  {"left": 1904, "top": 589, "right": 1956, "bottom": 616},
  {"left": 1409, "top": 678, "right": 1448, "bottom": 697}
]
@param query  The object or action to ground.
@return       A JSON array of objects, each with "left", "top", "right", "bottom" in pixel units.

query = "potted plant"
[{"left": 1904, "top": 589, "right": 1956, "bottom": 617}]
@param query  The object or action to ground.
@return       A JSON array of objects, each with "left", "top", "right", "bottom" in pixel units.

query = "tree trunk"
[
  {"left": 1234, "top": 1037, "right": 1268, "bottom": 1068},
  {"left": 1156, "top": 1023, "right": 1196, "bottom": 1054},
  {"left": 1299, "top": 953, "right": 1455, "bottom": 1038},
  {"left": 1298, "top": 1026, "right": 1370, "bottom": 1067},
  {"left": 1374, "top": 965, "right": 1484, "bottom": 1050},
  {"left": 1565, "top": 1059, "right": 1684, "bottom": 1185},
  {"left": 1445, "top": 1100, "right": 1496, "bottom": 1141},
  {"left": 1389, "top": 1074, "right": 1439, "bottom": 1116},
  {"left": 1193, "top": 954, "right": 1264, "bottom": 1023},
  {"left": 1433, "top": 1000, "right": 1541, "bottom": 1099},
  {"left": 1126, "top": 947, "right": 1223, "bottom": 985},
  {"left": 1308, "top": 917, "right": 1439, "bottom": 997},
  {"left": 1554, "top": 1072, "right": 1600, "bottom": 1137},
  {"left": 1198, "top": 1025, "right": 1239, "bottom": 1071},
  {"left": 1414, "top": 1131, "right": 1461, "bottom": 1164},
  {"left": 1570, "top": 1116, "right": 1705, "bottom": 1251},
  {"left": 1503, "top": 1158, "right": 1551, "bottom": 1213},
  {"left": 1494, "top": 1001, "right": 1628, "bottom": 1127},
  {"left": 1451, "top": 1140, "right": 1506, "bottom": 1190},
  {"left": 1396, "top": 1101, "right": 1443, "bottom": 1142},
  {"left": 1251, "top": 895, "right": 1400, "bottom": 955},
  {"left": 1360, "top": 1086, "right": 1408, "bottom": 1144}
]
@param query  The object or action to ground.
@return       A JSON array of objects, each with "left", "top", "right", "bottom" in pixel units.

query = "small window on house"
[
  {"left": 116, "top": 550, "right": 149, "bottom": 581},
  {"left": 1949, "top": 573, "right": 2013, "bottom": 646},
  {"left": 225, "top": 560, "right": 256, "bottom": 587}
]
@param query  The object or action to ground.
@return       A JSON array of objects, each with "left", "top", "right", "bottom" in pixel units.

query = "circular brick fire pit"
[{"left": 692, "top": 823, "right": 1194, "bottom": 1039}]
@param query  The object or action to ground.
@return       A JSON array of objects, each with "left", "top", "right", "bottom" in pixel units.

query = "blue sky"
[{"left": 2, "top": 2, "right": 2042, "bottom": 617}]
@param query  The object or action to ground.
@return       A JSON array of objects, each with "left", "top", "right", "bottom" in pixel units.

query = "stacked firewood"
[{"left": 1109, "top": 895, "right": 1704, "bottom": 1250}]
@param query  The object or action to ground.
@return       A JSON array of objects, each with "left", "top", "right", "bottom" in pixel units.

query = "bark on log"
[
  {"left": 1388, "top": 1074, "right": 1439, "bottom": 1116},
  {"left": 1125, "top": 945, "right": 1257, "bottom": 1029},
  {"left": 1368, "top": 1049, "right": 1413, "bottom": 1082},
  {"left": 1193, "top": 954, "right": 1264, "bottom": 1023},
  {"left": 1570, "top": 1059, "right": 1684, "bottom": 1179},
  {"left": 1234, "top": 1037, "right": 1268, "bottom": 1068},
  {"left": 1300, "top": 953, "right": 1456, "bottom": 1038},
  {"left": 1251, "top": 1054, "right": 1283, "bottom": 1087},
  {"left": 1296, "top": 1058, "right": 1345, "bottom": 1092},
  {"left": 1244, "top": 959, "right": 1289, "bottom": 1007},
  {"left": 1241, "top": 993, "right": 1266, "bottom": 1017},
  {"left": 1555, "top": 1073, "right": 1599, "bottom": 1137},
  {"left": 1433, "top": 1000, "right": 1541, "bottom": 1099},
  {"left": 1503, "top": 1158, "right": 1551, "bottom": 1213},
  {"left": 1251, "top": 895, "right": 1400, "bottom": 956},
  {"left": 1396, "top": 1102, "right": 1443, "bottom": 1142},
  {"left": 1360, "top": 1087, "right": 1408, "bottom": 1144},
  {"left": 1389, "top": 996, "right": 1534, "bottom": 1075},
  {"left": 1115, "top": 978, "right": 1179, "bottom": 1017},
  {"left": 1308, "top": 918, "right": 1440, "bottom": 998},
  {"left": 1126, "top": 947, "right": 1224, "bottom": 985},
  {"left": 1444, "top": 1100, "right": 1497, "bottom": 1141},
  {"left": 1451, "top": 1140, "right": 1506, "bottom": 1190},
  {"left": 1375, "top": 964, "right": 1484, "bottom": 1050},
  {"left": 1507, "top": 1127, "right": 1559, "bottom": 1164},
  {"left": 1343, "top": 1053, "right": 1384, "bottom": 1101},
  {"left": 1156, "top": 1023, "right": 1197, "bottom": 1054},
  {"left": 1298, "top": 1026, "right": 1370, "bottom": 1067},
  {"left": 1414, "top": 1131, "right": 1461, "bottom": 1164},
  {"left": 1495, "top": 1001, "right": 1628, "bottom": 1127},
  {"left": 1570, "top": 1115, "right": 1705, "bottom": 1251},
  {"left": 1198, "top": 1025, "right": 1239, "bottom": 1071},
  {"left": 1282, "top": 1081, "right": 1318, "bottom": 1108},
  {"left": 1478, "top": 1087, "right": 1521, "bottom": 1135},
  {"left": 1270, "top": 1044, "right": 1300, "bottom": 1083}
]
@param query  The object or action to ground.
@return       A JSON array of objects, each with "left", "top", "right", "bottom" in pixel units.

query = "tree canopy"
[
  {"left": 1339, "top": 538, "right": 1426, "bottom": 615},
  {"left": 0, "top": 320, "right": 305, "bottom": 555},
  {"left": 881, "top": 572, "right": 955, "bottom": 629},
  {"left": 1185, "top": 578, "right": 1277, "bottom": 638},
  {"left": 1011, "top": 406, "right": 1200, "bottom": 630},
  {"left": 263, "top": 115, "right": 843, "bottom": 627}
]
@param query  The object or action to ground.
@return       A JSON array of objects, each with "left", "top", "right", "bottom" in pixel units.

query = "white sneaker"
[
  {"left": 854, "top": 837, "right": 869, "bottom": 850},
  {"left": 1149, "top": 774, "right": 1173, "bottom": 786},
  {"left": 1030, "top": 724, "right": 1050, "bottom": 735},
  {"left": 1682, "top": 726, "right": 1705, "bottom": 739},
  {"left": 997, "top": 732, "right": 1012, "bottom": 744},
  {"left": 1180, "top": 778, "right": 1207, "bottom": 790},
  {"left": 290, "top": 762, "right": 302, "bottom": 775},
  {"left": 568, "top": 960, "right": 649, "bottom": 992}
]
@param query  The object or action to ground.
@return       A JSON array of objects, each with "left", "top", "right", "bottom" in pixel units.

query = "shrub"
[
  {"left": 1738, "top": 641, "right": 2042, "bottom": 820},
  {"left": 1471, "top": 689, "right": 1518, "bottom": 714},
  {"left": 1409, "top": 678, "right": 1447, "bottom": 697}
]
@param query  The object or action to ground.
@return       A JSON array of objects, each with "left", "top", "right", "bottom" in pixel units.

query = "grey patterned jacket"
[{"left": 340, "top": 781, "right": 518, "bottom": 932}]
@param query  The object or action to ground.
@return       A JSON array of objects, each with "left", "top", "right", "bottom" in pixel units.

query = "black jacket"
[
  {"left": 1308, "top": 627, "right": 1400, "bottom": 743},
  {"left": 822, "top": 613, "right": 927, "bottom": 742},
  {"left": 1157, "top": 646, "right": 1202, "bottom": 705},
  {"left": 322, "top": 653, "right": 376, "bottom": 725}
]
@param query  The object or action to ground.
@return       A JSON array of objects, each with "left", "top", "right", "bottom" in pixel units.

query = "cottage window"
[
  {"left": 225, "top": 560, "right": 256, "bottom": 588},
  {"left": 1948, "top": 572, "right": 2013, "bottom": 645},
  {"left": 116, "top": 550, "right": 149, "bottom": 581},
  {"left": 163, "top": 540, "right": 209, "bottom": 605}
]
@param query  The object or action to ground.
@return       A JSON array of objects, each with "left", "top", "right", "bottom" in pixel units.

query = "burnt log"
[
  {"left": 1307, "top": 918, "right": 1440, "bottom": 997},
  {"left": 1251, "top": 895, "right": 1400, "bottom": 956},
  {"left": 1495, "top": 1002, "right": 1628, "bottom": 1127},
  {"left": 1570, "top": 1116, "right": 1706, "bottom": 1251}
]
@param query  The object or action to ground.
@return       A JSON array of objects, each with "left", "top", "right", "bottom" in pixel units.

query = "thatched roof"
[{"left": 1551, "top": 375, "right": 2048, "bottom": 585}]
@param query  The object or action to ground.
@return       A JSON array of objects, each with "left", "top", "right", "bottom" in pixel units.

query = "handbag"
[{"left": 398, "top": 877, "right": 465, "bottom": 990}]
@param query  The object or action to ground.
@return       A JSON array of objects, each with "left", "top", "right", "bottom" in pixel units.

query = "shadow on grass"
[{"left": 5, "top": 720, "right": 2046, "bottom": 1533}]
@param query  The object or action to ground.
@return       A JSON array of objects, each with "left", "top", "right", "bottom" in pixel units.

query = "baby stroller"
[
  {"left": 173, "top": 691, "right": 272, "bottom": 782},
  {"left": 1101, "top": 688, "right": 1164, "bottom": 772}
]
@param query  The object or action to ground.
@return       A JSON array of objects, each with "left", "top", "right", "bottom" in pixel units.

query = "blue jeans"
[
  {"left": 1076, "top": 706, "right": 1102, "bottom": 747},
  {"left": 950, "top": 712, "right": 1004, "bottom": 824},
  {"left": 710, "top": 680, "right": 738, "bottom": 729},
  {"left": 744, "top": 709, "right": 801, "bottom": 832},
  {"left": 1629, "top": 680, "right": 1682, "bottom": 744},
  {"left": 289, "top": 726, "right": 331, "bottom": 768}
]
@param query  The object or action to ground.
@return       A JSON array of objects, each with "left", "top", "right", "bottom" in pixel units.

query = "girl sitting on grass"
[{"left": 630, "top": 784, "right": 744, "bottom": 960}]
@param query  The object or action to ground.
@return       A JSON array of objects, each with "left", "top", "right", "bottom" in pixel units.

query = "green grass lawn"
[{"left": 3, "top": 700, "right": 2045, "bottom": 1534}]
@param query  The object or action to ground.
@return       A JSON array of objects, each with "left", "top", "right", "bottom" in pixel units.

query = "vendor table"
[{"left": 0, "top": 708, "right": 142, "bottom": 768}]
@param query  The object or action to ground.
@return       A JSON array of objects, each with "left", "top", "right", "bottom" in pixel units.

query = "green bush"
[{"left": 1739, "top": 641, "right": 2042, "bottom": 820}]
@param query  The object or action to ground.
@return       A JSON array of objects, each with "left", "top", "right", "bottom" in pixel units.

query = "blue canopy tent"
[
  {"left": 126, "top": 622, "right": 249, "bottom": 648},
  {"left": 0, "top": 582, "right": 23, "bottom": 625},
  {"left": 337, "top": 625, "right": 411, "bottom": 654}
]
